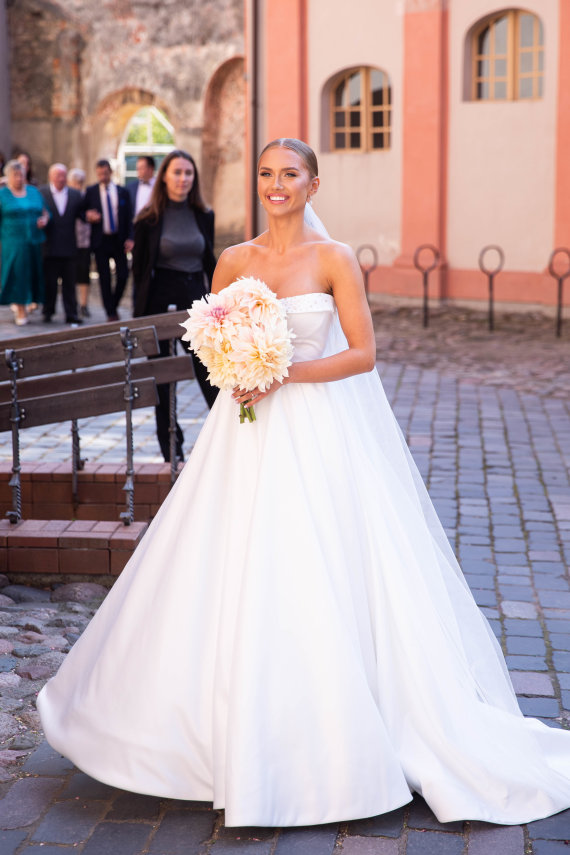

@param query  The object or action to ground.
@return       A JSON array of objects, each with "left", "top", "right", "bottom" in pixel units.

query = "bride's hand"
[{"left": 232, "top": 378, "right": 283, "bottom": 406}]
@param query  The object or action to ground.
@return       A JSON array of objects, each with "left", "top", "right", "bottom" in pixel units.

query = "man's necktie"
[{"left": 106, "top": 186, "right": 116, "bottom": 233}]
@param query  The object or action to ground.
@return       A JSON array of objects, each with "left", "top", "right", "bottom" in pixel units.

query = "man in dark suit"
[
  {"left": 39, "top": 163, "right": 84, "bottom": 324},
  {"left": 127, "top": 155, "right": 156, "bottom": 234},
  {"left": 84, "top": 159, "right": 133, "bottom": 321},
  {"left": 127, "top": 156, "right": 155, "bottom": 309}
]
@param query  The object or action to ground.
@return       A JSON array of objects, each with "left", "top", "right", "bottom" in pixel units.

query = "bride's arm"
[{"left": 286, "top": 243, "right": 376, "bottom": 384}]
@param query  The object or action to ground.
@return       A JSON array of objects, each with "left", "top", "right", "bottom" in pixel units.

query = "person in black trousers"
[
  {"left": 132, "top": 149, "right": 219, "bottom": 462},
  {"left": 39, "top": 163, "right": 84, "bottom": 324},
  {"left": 83, "top": 159, "right": 133, "bottom": 321}
]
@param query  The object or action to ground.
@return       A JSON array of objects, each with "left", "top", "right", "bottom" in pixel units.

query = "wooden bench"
[{"left": 1, "top": 310, "right": 193, "bottom": 528}]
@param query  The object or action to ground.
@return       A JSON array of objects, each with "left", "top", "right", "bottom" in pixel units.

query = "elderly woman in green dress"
[{"left": 0, "top": 159, "right": 49, "bottom": 325}]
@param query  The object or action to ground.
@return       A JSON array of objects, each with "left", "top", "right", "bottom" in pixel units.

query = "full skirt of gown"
[{"left": 38, "top": 292, "right": 570, "bottom": 827}]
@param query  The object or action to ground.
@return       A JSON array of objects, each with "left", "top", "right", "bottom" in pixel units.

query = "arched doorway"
[
  {"left": 85, "top": 88, "right": 177, "bottom": 182},
  {"left": 118, "top": 106, "right": 175, "bottom": 185},
  {"left": 202, "top": 57, "right": 246, "bottom": 249}
]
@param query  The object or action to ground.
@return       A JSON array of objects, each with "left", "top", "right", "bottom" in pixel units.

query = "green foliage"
[{"left": 126, "top": 108, "right": 174, "bottom": 145}]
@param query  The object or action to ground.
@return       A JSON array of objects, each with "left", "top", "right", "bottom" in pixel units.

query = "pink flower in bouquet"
[{"left": 181, "top": 292, "right": 243, "bottom": 352}]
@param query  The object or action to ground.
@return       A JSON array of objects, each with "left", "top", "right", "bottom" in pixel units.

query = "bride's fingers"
[{"left": 232, "top": 388, "right": 260, "bottom": 403}]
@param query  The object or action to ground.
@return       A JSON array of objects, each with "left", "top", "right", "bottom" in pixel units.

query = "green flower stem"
[{"left": 239, "top": 403, "right": 256, "bottom": 424}]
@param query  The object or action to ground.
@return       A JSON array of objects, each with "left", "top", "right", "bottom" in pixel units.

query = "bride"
[{"left": 38, "top": 138, "right": 570, "bottom": 828}]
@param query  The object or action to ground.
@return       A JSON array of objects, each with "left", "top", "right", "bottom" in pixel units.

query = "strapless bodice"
[
  {"left": 278, "top": 291, "right": 335, "bottom": 313},
  {"left": 279, "top": 292, "right": 336, "bottom": 363}
]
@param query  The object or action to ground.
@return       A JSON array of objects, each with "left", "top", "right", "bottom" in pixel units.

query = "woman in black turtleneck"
[{"left": 132, "top": 149, "right": 219, "bottom": 462}]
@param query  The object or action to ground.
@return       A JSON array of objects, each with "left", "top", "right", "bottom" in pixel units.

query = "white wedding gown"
[{"left": 38, "top": 291, "right": 570, "bottom": 827}]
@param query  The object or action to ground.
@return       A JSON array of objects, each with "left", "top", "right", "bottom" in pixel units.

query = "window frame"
[
  {"left": 329, "top": 66, "right": 391, "bottom": 153},
  {"left": 118, "top": 106, "right": 175, "bottom": 185},
  {"left": 471, "top": 9, "right": 544, "bottom": 102}
]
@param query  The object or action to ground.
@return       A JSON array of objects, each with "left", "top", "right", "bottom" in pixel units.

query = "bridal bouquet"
[{"left": 180, "top": 277, "right": 295, "bottom": 423}]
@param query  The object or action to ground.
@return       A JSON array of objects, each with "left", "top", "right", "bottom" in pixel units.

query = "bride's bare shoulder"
[
  {"left": 212, "top": 237, "right": 267, "bottom": 292},
  {"left": 219, "top": 235, "right": 269, "bottom": 266},
  {"left": 217, "top": 239, "right": 252, "bottom": 263},
  {"left": 316, "top": 238, "right": 358, "bottom": 269}
]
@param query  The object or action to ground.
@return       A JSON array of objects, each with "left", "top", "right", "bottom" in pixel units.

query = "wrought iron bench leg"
[
  {"left": 167, "top": 304, "right": 179, "bottom": 486},
  {"left": 120, "top": 327, "right": 136, "bottom": 526},
  {"left": 5, "top": 349, "right": 23, "bottom": 525}
]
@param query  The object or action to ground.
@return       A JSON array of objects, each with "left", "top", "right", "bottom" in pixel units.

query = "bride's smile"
[{"left": 257, "top": 147, "right": 319, "bottom": 217}]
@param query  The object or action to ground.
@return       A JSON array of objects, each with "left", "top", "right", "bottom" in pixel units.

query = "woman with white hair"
[{"left": 0, "top": 159, "right": 49, "bottom": 324}]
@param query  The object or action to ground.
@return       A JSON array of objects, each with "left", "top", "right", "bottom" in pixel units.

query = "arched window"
[
  {"left": 117, "top": 107, "right": 175, "bottom": 184},
  {"left": 472, "top": 10, "right": 543, "bottom": 101},
  {"left": 330, "top": 67, "right": 391, "bottom": 152}
]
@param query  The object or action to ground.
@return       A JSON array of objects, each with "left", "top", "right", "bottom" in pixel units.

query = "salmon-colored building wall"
[
  {"left": 448, "top": 1, "right": 557, "bottom": 273},
  {"left": 263, "top": 0, "right": 307, "bottom": 142},
  {"left": 248, "top": 0, "right": 570, "bottom": 306},
  {"left": 555, "top": 0, "right": 570, "bottom": 250},
  {"left": 307, "top": 0, "right": 404, "bottom": 270}
]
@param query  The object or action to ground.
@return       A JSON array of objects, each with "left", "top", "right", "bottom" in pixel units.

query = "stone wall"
[{"left": 6, "top": 0, "right": 245, "bottom": 238}]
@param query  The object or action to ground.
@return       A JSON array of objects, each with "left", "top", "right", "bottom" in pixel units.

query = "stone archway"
[
  {"left": 83, "top": 88, "right": 178, "bottom": 181},
  {"left": 202, "top": 57, "right": 246, "bottom": 249}
]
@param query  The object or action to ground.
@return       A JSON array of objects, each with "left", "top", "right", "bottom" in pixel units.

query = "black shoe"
[
  {"left": 80, "top": 305, "right": 90, "bottom": 318},
  {"left": 43, "top": 315, "right": 52, "bottom": 324},
  {"left": 163, "top": 448, "right": 184, "bottom": 464},
  {"left": 66, "top": 316, "right": 84, "bottom": 324},
  {"left": 107, "top": 312, "right": 119, "bottom": 322}
]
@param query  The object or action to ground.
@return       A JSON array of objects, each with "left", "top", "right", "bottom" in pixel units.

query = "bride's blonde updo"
[{"left": 258, "top": 138, "right": 318, "bottom": 179}]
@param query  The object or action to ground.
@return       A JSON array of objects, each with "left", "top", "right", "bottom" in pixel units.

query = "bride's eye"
[{"left": 259, "top": 171, "right": 271, "bottom": 177}]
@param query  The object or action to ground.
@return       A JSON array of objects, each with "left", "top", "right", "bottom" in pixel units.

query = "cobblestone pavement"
[{"left": 1, "top": 300, "right": 570, "bottom": 852}]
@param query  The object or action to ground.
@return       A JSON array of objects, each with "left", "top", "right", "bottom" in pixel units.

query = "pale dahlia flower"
[
  {"left": 229, "top": 323, "right": 294, "bottom": 392},
  {"left": 224, "top": 277, "right": 284, "bottom": 326}
]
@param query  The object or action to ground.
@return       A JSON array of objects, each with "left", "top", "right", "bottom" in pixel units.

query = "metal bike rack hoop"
[
  {"left": 413, "top": 244, "right": 440, "bottom": 328},
  {"left": 356, "top": 244, "right": 379, "bottom": 299},
  {"left": 547, "top": 248, "right": 570, "bottom": 338},
  {"left": 478, "top": 245, "right": 505, "bottom": 332}
]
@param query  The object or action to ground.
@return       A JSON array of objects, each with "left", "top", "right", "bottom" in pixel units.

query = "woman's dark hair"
[
  {"left": 258, "top": 138, "right": 318, "bottom": 178},
  {"left": 136, "top": 149, "right": 208, "bottom": 224},
  {"left": 14, "top": 150, "right": 34, "bottom": 182}
]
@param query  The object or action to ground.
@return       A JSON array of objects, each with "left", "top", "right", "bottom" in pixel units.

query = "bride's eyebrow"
[{"left": 258, "top": 164, "right": 301, "bottom": 172}]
